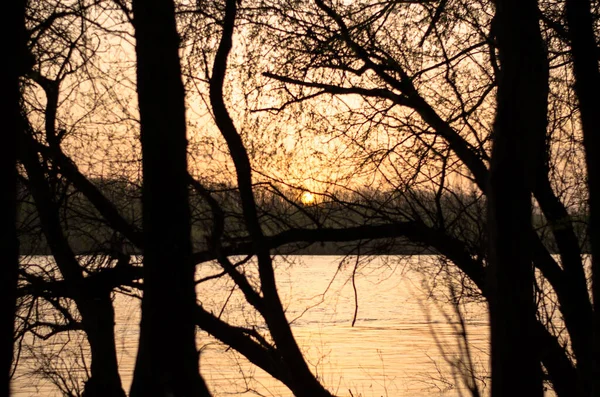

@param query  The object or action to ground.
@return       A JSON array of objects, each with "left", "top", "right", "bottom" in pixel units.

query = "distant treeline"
[{"left": 17, "top": 178, "right": 589, "bottom": 257}]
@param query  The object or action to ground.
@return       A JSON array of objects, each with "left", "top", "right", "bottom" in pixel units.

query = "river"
[{"left": 13, "top": 255, "right": 492, "bottom": 396}]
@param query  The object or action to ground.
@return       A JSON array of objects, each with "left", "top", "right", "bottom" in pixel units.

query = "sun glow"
[{"left": 300, "top": 191, "right": 316, "bottom": 205}]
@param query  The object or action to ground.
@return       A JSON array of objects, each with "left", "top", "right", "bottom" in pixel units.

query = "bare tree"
[
  {"left": 246, "top": 0, "right": 595, "bottom": 395},
  {"left": 1, "top": 1, "right": 27, "bottom": 396},
  {"left": 129, "top": 0, "right": 211, "bottom": 395},
  {"left": 487, "top": 0, "right": 548, "bottom": 395},
  {"left": 14, "top": 2, "right": 136, "bottom": 395},
  {"left": 13, "top": 1, "right": 600, "bottom": 397},
  {"left": 563, "top": 1, "right": 600, "bottom": 394}
]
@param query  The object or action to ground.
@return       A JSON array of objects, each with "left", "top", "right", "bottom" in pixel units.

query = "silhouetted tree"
[
  {"left": 1, "top": 2, "right": 27, "bottom": 396},
  {"left": 12, "top": 1, "right": 600, "bottom": 397},
  {"left": 129, "top": 0, "right": 211, "bottom": 396},
  {"left": 564, "top": 1, "right": 600, "bottom": 394},
  {"left": 254, "top": 0, "right": 597, "bottom": 395},
  {"left": 19, "top": 131, "right": 127, "bottom": 397},
  {"left": 13, "top": 2, "right": 135, "bottom": 396},
  {"left": 488, "top": 0, "right": 547, "bottom": 395},
  {"left": 208, "top": 1, "right": 334, "bottom": 395}
]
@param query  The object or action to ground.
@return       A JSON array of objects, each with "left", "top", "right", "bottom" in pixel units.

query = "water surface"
[{"left": 13, "top": 255, "right": 491, "bottom": 396}]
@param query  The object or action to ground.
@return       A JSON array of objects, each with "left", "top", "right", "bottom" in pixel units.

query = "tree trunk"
[
  {"left": 129, "top": 0, "right": 210, "bottom": 395},
  {"left": 19, "top": 136, "right": 126, "bottom": 397},
  {"left": 80, "top": 293, "right": 126, "bottom": 397},
  {"left": 208, "top": 1, "right": 333, "bottom": 396},
  {"left": 532, "top": 174, "right": 593, "bottom": 392},
  {"left": 0, "top": 1, "right": 26, "bottom": 396},
  {"left": 564, "top": 1, "right": 600, "bottom": 394},
  {"left": 488, "top": 1, "right": 548, "bottom": 396}
]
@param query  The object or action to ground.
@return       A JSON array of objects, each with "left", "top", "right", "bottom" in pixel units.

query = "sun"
[{"left": 300, "top": 191, "right": 316, "bottom": 205}]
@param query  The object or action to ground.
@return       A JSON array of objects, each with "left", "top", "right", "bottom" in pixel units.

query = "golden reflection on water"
[{"left": 13, "top": 255, "right": 493, "bottom": 397}]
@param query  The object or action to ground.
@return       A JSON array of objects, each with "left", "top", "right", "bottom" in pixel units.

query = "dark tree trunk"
[
  {"left": 80, "top": 293, "right": 126, "bottom": 397},
  {"left": 532, "top": 174, "right": 592, "bottom": 392},
  {"left": 488, "top": 1, "right": 548, "bottom": 396},
  {"left": 0, "top": 1, "right": 26, "bottom": 396},
  {"left": 129, "top": 0, "right": 210, "bottom": 396},
  {"left": 19, "top": 136, "right": 126, "bottom": 397},
  {"left": 208, "top": 1, "right": 333, "bottom": 396},
  {"left": 564, "top": 1, "right": 600, "bottom": 395}
]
